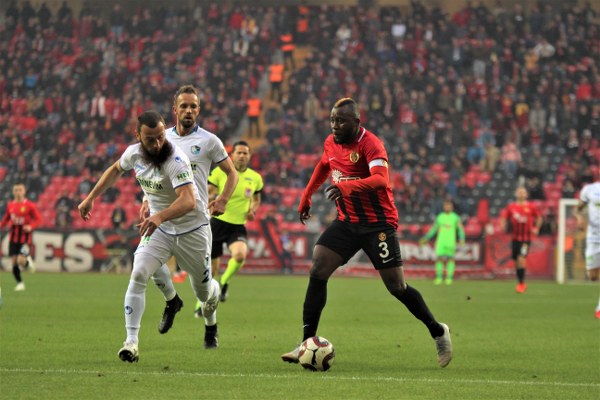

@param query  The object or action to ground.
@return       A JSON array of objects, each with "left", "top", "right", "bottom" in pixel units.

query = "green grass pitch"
[{"left": 1, "top": 272, "right": 598, "bottom": 399}]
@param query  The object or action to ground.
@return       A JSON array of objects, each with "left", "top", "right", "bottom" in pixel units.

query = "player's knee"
[
  {"left": 309, "top": 257, "right": 335, "bottom": 280},
  {"left": 232, "top": 253, "right": 246, "bottom": 263},
  {"left": 387, "top": 282, "right": 408, "bottom": 298},
  {"left": 131, "top": 253, "right": 160, "bottom": 284}
]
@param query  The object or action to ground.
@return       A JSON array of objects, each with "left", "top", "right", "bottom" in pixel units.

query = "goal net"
[{"left": 556, "top": 198, "right": 587, "bottom": 283}]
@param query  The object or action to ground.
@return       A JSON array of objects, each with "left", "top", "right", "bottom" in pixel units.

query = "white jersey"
[
  {"left": 119, "top": 143, "right": 210, "bottom": 235},
  {"left": 580, "top": 181, "right": 600, "bottom": 244},
  {"left": 165, "top": 125, "right": 229, "bottom": 202}
]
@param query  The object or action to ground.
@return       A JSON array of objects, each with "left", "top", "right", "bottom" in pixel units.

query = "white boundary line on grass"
[{"left": 1, "top": 368, "right": 598, "bottom": 388}]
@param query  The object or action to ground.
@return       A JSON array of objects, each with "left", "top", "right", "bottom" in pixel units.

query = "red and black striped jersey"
[
  {"left": 321, "top": 127, "right": 398, "bottom": 228},
  {"left": 501, "top": 202, "right": 541, "bottom": 242},
  {"left": 1, "top": 199, "right": 42, "bottom": 245}
]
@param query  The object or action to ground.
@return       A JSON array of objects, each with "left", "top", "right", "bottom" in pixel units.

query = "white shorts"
[
  {"left": 585, "top": 241, "right": 600, "bottom": 271},
  {"left": 134, "top": 225, "right": 212, "bottom": 274}
]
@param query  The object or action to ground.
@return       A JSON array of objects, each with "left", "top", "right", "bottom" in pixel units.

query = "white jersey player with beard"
[{"left": 78, "top": 111, "right": 223, "bottom": 362}]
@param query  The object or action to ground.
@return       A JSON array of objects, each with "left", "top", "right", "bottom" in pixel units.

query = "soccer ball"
[{"left": 298, "top": 336, "right": 335, "bottom": 371}]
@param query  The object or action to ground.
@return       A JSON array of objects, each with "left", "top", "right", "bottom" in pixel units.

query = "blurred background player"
[
  {"left": 420, "top": 200, "right": 465, "bottom": 285},
  {"left": 78, "top": 110, "right": 222, "bottom": 361},
  {"left": 281, "top": 98, "right": 452, "bottom": 368},
  {"left": 194, "top": 140, "right": 263, "bottom": 317},
  {"left": 142, "top": 85, "right": 238, "bottom": 348},
  {"left": 575, "top": 179, "right": 600, "bottom": 318},
  {"left": 1, "top": 183, "right": 41, "bottom": 291},
  {"left": 500, "top": 187, "right": 543, "bottom": 293}
]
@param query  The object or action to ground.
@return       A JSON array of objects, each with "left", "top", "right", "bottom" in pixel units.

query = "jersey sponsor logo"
[
  {"left": 191, "top": 145, "right": 201, "bottom": 154},
  {"left": 332, "top": 169, "right": 343, "bottom": 183},
  {"left": 378, "top": 232, "right": 387, "bottom": 241},
  {"left": 136, "top": 177, "right": 164, "bottom": 192},
  {"left": 176, "top": 171, "right": 191, "bottom": 181},
  {"left": 349, "top": 151, "right": 360, "bottom": 163}
]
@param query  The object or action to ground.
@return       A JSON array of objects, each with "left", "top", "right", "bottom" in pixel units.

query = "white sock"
[
  {"left": 151, "top": 264, "right": 177, "bottom": 301},
  {"left": 596, "top": 297, "right": 600, "bottom": 312},
  {"left": 202, "top": 279, "right": 219, "bottom": 326},
  {"left": 124, "top": 280, "right": 146, "bottom": 344}
]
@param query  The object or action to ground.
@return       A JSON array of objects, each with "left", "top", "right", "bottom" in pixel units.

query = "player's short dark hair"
[
  {"left": 232, "top": 140, "right": 250, "bottom": 152},
  {"left": 173, "top": 85, "right": 198, "bottom": 105},
  {"left": 333, "top": 97, "right": 360, "bottom": 118},
  {"left": 137, "top": 110, "right": 165, "bottom": 133}
]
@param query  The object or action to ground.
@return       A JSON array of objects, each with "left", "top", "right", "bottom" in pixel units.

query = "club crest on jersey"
[
  {"left": 349, "top": 151, "right": 360, "bottom": 163},
  {"left": 331, "top": 169, "right": 343, "bottom": 183},
  {"left": 191, "top": 145, "right": 201, "bottom": 155},
  {"left": 378, "top": 232, "right": 387, "bottom": 241},
  {"left": 20, "top": 206, "right": 26, "bottom": 212}
]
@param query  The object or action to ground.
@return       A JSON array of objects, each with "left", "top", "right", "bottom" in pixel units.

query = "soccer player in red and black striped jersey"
[
  {"left": 281, "top": 98, "right": 453, "bottom": 368},
  {"left": 1, "top": 183, "right": 42, "bottom": 291},
  {"left": 500, "top": 187, "right": 543, "bottom": 293}
]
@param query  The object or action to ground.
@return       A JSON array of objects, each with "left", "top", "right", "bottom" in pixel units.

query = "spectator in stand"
[
  {"left": 111, "top": 206, "right": 128, "bottom": 230},
  {"left": 269, "top": 63, "right": 284, "bottom": 103},
  {"left": 55, "top": 189, "right": 77, "bottom": 229},
  {"left": 246, "top": 94, "right": 262, "bottom": 138},
  {"left": 500, "top": 138, "right": 521, "bottom": 177}
]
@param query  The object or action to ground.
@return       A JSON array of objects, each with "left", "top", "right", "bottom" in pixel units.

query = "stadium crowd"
[{"left": 0, "top": 1, "right": 598, "bottom": 233}]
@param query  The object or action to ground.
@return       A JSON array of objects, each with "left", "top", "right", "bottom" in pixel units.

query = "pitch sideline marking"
[{"left": 0, "top": 367, "right": 597, "bottom": 388}]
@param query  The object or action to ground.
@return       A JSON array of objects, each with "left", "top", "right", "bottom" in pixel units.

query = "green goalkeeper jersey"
[{"left": 424, "top": 212, "right": 465, "bottom": 246}]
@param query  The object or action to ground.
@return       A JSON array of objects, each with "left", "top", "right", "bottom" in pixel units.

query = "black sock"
[
  {"left": 396, "top": 285, "right": 443, "bottom": 338},
  {"left": 167, "top": 294, "right": 181, "bottom": 306},
  {"left": 302, "top": 277, "right": 328, "bottom": 340},
  {"left": 12, "top": 264, "right": 22, "bottom": 283},
  {"left": 516, "top": 268, "right": 525, "bottom": 283},
  {"left": 205, "top": 324, "right": 217, "bottom": 334}
]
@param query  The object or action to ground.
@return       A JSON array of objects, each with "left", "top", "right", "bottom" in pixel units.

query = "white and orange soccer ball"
[{"left": 298, "top": 336, "right": 335, "bottom": 371}]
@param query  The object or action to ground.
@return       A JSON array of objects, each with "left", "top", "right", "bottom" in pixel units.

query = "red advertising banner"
[
  {"left": 483, "top": 233, "right": 555, "bottom": 278},
  {"left": 1, "top": 228, "right": 555, "bottom": 279}
]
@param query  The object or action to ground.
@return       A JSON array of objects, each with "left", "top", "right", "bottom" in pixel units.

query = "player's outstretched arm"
[
  {"left": 78, "top": 161, "right": 124, "bottom": 221},
  {"left": 210, "top": 157, "right": 238, "bottom": 216}
]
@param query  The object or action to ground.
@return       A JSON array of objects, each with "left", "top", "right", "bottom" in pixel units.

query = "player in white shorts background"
[
  {"left": 576, "top": 178, "right": 600, "bottom": 319},
  {"left": 143, "top": 84, "right": 238, "bottom": 349},
  {"left": 78, "top": 110, "right": 221, "bottom": 362}
]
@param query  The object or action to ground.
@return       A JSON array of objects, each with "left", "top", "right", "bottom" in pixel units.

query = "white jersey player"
[
  {"left": 576, "top": 180, "right": 600, "bottom": 319},
  {"left": 146, "top": 85, "right": 238, "bottom": 349},
  {"left": 78, "top": 110, "right": 222, "bottom": 362}
]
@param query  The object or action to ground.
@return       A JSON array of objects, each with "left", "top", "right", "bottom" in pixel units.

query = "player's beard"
[
  {"left": 141, "top": 140, "right": 174, "bottom": 168},
  {"left": 180, "top": 116, "right": 195, "bottom": 129}
]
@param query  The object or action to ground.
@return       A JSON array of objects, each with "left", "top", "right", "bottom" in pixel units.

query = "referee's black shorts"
[{"left": 210, "top": 218, "right": 247, "bottom": 259}]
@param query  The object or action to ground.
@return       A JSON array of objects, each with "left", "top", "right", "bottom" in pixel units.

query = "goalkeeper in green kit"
[{"left": 420, "top": 200, "right": 465, "bottom": 285}]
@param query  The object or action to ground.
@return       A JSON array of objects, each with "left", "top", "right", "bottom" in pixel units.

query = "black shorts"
[
  {"left": 511, "top": 240, "right": 531, "bottom": 260},
  {"left": 316, "top": 220, "right": 402, "bottom": 270},
  {"left": 9, "top": 242, "right": 30, "bottom": 257},
  {"left": 211, "top": 218, "right": 247, "bottom": 259}
]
